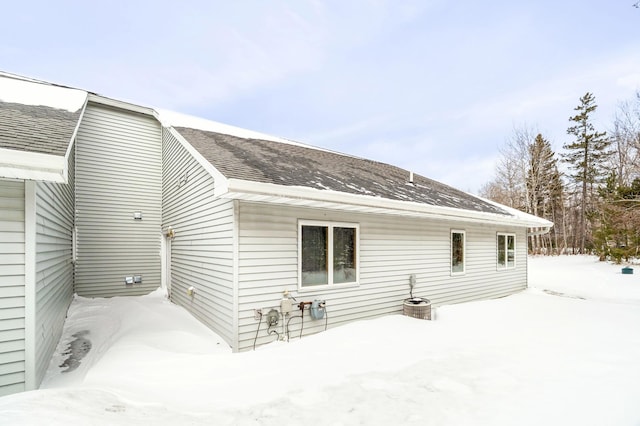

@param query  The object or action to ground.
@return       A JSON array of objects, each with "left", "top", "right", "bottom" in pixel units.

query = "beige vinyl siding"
[
  {"left": 162, "top": 129, "right": 235, "bottom": 347},
  {"left": 75, "top": 103, "right": 162, "bottom": 297},
  {"left": 0, "top": 179, "right": 25, "bottom": 396},
  {"left": 237, "top": 202, "right": 528, "bottom": 350},
  {"left": 33, "top": 147, "right": 74, "bottom": 387}
]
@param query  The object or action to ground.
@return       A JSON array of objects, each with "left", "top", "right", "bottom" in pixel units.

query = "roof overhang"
[
  {"left": 0, "top": 147, "right": 68, "bottom": 183},
  {"left": 220, "top": 178, "right": 554, "bottom": 230}
]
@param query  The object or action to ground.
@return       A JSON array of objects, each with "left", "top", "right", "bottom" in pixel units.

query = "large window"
[
  {"left": 497, "top": 233, "right": 516, "bottom": 269},
  {"left": 299, "top": 221, "right": 358, "bottom": 288},
  {"left": 451, "top": 230, "right": 465, "bottom": 274}
]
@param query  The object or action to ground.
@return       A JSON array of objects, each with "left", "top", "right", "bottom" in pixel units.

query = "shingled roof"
[
  {"left": 0, "top": 101, "right": 83, "bottom": 156},
  {"left": 175, "top": 126, "right": 510, "bottom": 216}
]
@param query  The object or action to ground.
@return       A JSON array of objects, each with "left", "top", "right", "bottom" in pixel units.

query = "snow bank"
[{"left": 1, "top": 255, "right": 639, "bottom": 425}]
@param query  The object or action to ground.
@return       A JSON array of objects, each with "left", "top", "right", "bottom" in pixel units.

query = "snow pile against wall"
[{"left": 0, "top": 256, "right": 638, "bottom": 425}]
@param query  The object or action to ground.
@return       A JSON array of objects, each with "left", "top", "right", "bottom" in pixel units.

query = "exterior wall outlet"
[
  {"left": 254, "top": 309, "right": 262, "bottom": 320},
  {"left": 187, "top": 286, "right": 195, "bottom": 296}
]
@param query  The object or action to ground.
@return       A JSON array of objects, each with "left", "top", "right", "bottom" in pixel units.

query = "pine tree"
[
  {"left": 562, "top": 92, "right": 612, "bottom": 253},
  {"left": 526, "top": 134, "right": 564, "bottom": 253}
]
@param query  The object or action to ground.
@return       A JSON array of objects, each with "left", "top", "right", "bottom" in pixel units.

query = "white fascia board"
[
  {"left": 62, "top": 96, "right": 89, "bottom": 182},
  {"left": 0, "top": 148, "right": 67, "bottom": 182},
  {"left": 87, "top": 93, "right": 156, "bottom": 116},
  {"left": 158, "top": 123, "right": 230, "bottom": 196},
  {"left": 223, "top": 179, "right": 554, "bottom": 229}
]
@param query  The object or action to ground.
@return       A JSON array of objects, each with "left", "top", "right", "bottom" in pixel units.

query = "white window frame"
[
  {"left": 450, "top": 229, "right": 466, "bottom": 275},
  {"left": 497, "top": 232, "right": 516, "bottom": 270},
  {"left": 298, "top": 220, "right": 360, "bottom": 290}
]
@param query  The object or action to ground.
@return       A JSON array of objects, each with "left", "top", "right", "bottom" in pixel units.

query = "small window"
[
  {"left": 497, "top": 233, "right": 516, "bottom": 270},
  {"left": 299, "top": 221, "right": 358, "bottom": 288},
  {"left": 451, "top": 230, "right": 465, "bottom": 275}
]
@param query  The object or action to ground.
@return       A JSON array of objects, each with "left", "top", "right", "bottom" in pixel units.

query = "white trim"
[
  {"left": 62, "top": 98, "right": 88, "bottom": 183},
  {"left": 0, "top": 148, "right": 67, "bottom": 182},
  {"left": 159, "top": 125, "right": 230, "bottom": 197},
  {"left": 297, "top": 220, "right": 359, "bottom": 290},
  {"left": 450, "top": 229, "right": 466, "bottom": 276},
  {"left": 23, "top": 180, "right": 36, "bottom": 390},
  {"left": 497, "top": 232, "right": 516, "bottom": 270},
  {"left": 223, "top": 179, "right": 553, "bottom": 229},
  {"left": 87, "top": 93, "right": 156, "bottom": 115}
]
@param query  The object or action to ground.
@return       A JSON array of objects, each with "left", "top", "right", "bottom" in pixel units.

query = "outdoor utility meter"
[{"left": 281, "top": 291, "right": 293, "bottom": 315}]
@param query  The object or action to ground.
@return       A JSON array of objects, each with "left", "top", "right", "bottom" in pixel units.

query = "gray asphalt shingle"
[
  {"left": 0, "top": 101, "right": 82, "bottom": 156},
  {"left": 175, "top": 126, "right": 509, "bottom": 216}
]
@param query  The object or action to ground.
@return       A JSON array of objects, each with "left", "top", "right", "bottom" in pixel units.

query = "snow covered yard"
[{"left": 1, "top": 255, "right": 640, "bottom": 425}]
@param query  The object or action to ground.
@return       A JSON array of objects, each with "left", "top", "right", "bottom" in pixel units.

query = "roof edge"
[
  {"left": 160, "top": 124, "right": 230, "bottom": 195},
  {"left": 223, "top": 178, "right": 554, "bottom": 228},
  {"left": 88, "top": 93, "right": 156, "bottom": 115},
  {"left": 0, "top": 148, "right": 66, "bottom": 182}
]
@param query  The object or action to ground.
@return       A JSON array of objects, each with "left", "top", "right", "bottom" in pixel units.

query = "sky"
[
  {"left": 1, "top": 0, "right": 639, "bottom": 193},
  {"left": 1, "top": 255, "right": 639, "bottom": 424}
]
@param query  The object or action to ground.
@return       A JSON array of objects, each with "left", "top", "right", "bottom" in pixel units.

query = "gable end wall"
[{"left": 75, "top": 103, "right": 162, "bottom": 297}]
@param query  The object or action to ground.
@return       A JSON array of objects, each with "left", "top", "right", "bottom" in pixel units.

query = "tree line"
[{"left": 480, "top": 91, "right": 640, "bottom": 261}]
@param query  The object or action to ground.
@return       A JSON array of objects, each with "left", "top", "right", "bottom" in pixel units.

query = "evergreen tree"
[
  {"left": 562, "top": 92, "right": 612, "bottom": 253},
  {"left": 526, "top": 134, "right": 564, "bottom": 253}
]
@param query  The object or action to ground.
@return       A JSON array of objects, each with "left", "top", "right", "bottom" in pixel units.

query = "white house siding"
[
  {"left": 162, "top": 129, "right": 235, "bottom": 346},
  {"left": 33, "top": 148, "right": 74, "bottom": 386},
  {"left": 75, "top": 103, "right": 162, "bottom": 297},
  {"left": 0, "top": 179, "right": 25, "bottom": 396},
  {"left": 237, "top": 202, "right": 527, "bottom": 350}
]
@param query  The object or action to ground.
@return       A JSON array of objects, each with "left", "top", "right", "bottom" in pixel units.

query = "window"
[
  {"left": 451, "top": 230, "right": 465, "bottom": 274},
  {"left": 497, "top": 233, "right": 516, "bottom": 269},
  {"left": 299, "top": 221, "right": 358, "bottom": 288}
]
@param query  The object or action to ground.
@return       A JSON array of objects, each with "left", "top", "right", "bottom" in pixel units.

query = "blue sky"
[{"left": 2, "top": 1, "right": 639, "bottom": 193}]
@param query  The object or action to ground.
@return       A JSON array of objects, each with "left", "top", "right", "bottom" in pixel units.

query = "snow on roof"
[
  {"left": 156, "top": 108, "right": 338, "bottom": 153},
  {"left": 0, "top": 72, "right": 87, "bottom": 113}
]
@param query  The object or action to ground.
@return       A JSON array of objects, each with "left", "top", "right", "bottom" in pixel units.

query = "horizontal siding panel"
[
  {"left": 34, "top": 166, "right": 75, "bottom": 388},
  {"left": 0, "top": 179, "right": 25, "bottom": 395},
  {"left": 162, "top": 129, "right": 235, "bottom": 346},
  {"left": 75, "top": 103, "right": 162, "bottom": 297},
  {"left": 237, "top": 202, "right": 529, "bottom": 351},
  {"left": 0, "top": 317, "right": 24, "bottom": 331},
  {"left": 0, "top": 371, "right": 25, "bottom": 387},
  {"left": 0, "top": 381, "right": 25, "bottom": 397},
  {"left": 0, "top": 360, "right": 25, "bottom": 376}
]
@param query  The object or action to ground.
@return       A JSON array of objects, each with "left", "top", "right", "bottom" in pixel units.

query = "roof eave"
[
  {"left": 0, "top": 148, "right": 67, "bottom": 183},
  {"left": 222, "top": 178, "right": 553, "bottom": 229}
]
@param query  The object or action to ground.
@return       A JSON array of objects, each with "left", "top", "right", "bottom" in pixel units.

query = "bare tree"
[{"left": 609, "top": 93, "right": 640, "bottom": 186}]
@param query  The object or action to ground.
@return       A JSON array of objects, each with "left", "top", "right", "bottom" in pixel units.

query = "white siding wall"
[
  {"left": 238, "top": 202, "right": 528, "bottom": 350},
  {"left": 162, "top": 129, "right": 235, "bottom": 347},
  {"left": 0, "top": 179, "right": 25, "bottom": 396},
  {"left": 75, "top": 103, "right": 162, "bottom": 297},
  {"left": 34, "top": 147, "right": 74, "bottom": 386}
]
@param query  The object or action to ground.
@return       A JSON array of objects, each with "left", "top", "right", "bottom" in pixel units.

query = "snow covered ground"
[{"left": 1, "top": 255, "right": 639, "bottom": 425}]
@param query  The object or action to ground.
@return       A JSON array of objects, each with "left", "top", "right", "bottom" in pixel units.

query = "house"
[{"left": 0, "top": 72, "right": 552, "bottom": 396}]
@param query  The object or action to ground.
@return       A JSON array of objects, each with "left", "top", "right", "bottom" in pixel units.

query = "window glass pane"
[
  {"left": 301, "top": 226, "right": 328, "bottom": 286},
  {"left": 498, "top": 235, "right": 506, "bottom": 267},
  {"left": 452, "top": 232, "right": 464, "bottom": 273},
  {"left": 507, "top": 235, "right": 515, "bottom": 267},
  {"left": 333, "top": 227, "right": 356, "bottom": 283}
]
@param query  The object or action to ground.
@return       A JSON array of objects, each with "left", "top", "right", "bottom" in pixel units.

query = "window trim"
[
  {"left": 497, "top": 232, "right": 516, "bottom": 270},
  {"left": 298, "top": 220, "right": 360, "bottom": 290},
  {"left": 450, "top": 229, "right": 466, "bottom": 276}
]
